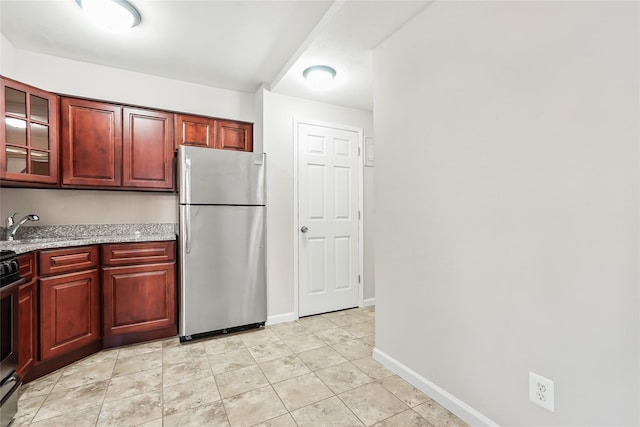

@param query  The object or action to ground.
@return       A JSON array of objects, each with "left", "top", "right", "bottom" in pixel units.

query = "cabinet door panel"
[
  {"left": 123, "top": 108, "right": 174, "bottom": 189},
  {"left": 40, "top": 269, "right": 100, "bottom": 360},
  {"left": 17, "top": 279, "right": 37, "bottom": 376},
  {"left": 1, "top": 77, "right": 59, "bottom": 185},
  {"left": 174, "top": 114, "right": 214, "bottom": 149},
  {"left": 61, "top": 98, "right": 122, "bottom": 187},
  {"left": 102, "top": 263, "right": 175, "bottom": 337},
  {"left": 216, "top": 119, "right": 253, "bottom": 152}
]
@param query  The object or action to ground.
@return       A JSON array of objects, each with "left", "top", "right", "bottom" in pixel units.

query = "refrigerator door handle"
[
  {"left": 185, "top": 155, "right": 192, "bottom": 205},
  {"left": 185, "top": 205, "right": 191, "bottom": 254}
]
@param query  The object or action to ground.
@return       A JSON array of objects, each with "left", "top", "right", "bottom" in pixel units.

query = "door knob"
[{"left": 300, "top": 226, "right": 308, "bottom": 233}]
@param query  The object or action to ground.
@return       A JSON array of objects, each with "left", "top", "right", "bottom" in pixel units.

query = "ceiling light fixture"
[
  {"left": 303, "top": 65, "right": 337, "bottom": 84},
  {"left": 75, "top": 0, "right": 141, "bottom": 30}
]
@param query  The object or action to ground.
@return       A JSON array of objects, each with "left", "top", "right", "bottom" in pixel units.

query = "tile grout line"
[
  {"left": 96, "top": 347, "right": 121, "bottom": 426},
  {"left": 17, "top": 308, "right": 386, "bottom": 427}
]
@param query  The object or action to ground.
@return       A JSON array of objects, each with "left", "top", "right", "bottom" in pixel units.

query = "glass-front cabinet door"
[{"left": 1, "top": 77, "right": 59, "bottom": 184}]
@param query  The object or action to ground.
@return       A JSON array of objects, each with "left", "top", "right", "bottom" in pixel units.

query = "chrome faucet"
[{"left": 6, "top": 213, "right": 39, "bottom": 241}]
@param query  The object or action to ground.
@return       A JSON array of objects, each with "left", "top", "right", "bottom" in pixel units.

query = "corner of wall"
[
  {"left": 0, "top": 34, "right": 16, "bottom": 76},
  {"left": 373, "top": 348, "right": 498, "bottom": 427}
]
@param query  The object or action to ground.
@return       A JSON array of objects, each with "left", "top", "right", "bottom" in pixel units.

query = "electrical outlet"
[{"left": 529, "top": 372, "right": 554, "bottom": 412}]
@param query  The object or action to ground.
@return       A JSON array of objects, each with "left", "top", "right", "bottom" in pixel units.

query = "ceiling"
[{"left": 0, "top": 0, "right": 429, "bottom": 111}]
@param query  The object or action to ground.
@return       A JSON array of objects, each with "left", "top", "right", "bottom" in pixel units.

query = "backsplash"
[{"left": 0, "top": 223, "right": 176, "bottom": 241}]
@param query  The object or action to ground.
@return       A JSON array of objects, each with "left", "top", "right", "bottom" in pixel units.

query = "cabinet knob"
[{"left": 300, "top": 226, "right": 308, "bottom": 233}]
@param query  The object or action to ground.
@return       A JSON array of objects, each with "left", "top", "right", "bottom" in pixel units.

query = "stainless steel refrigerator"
[{"left": 178, "top": 145, "right": 266, "bottom": 341}]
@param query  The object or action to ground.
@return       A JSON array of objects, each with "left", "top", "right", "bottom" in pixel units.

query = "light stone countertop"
[{"left": 0, "top": 223, "right": 177, "bottom": 254}]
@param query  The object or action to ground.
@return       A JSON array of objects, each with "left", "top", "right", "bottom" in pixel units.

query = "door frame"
[{"left": 293, "top": 117, "right": 364, "bottom": 319}]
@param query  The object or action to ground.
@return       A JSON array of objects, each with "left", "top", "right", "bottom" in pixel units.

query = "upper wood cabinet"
[
  {"left": 2, "top": 77, "right": 253, "bottom": 191},
  {"left": 174, "top": 114, "right": 214, "bottom": 149},
  {"left": 175, "top": 113, "right": 253, "bottom": 152},
  {"left": 217, "top": 119, "right": 253, "bottom": 152},
  {"left": 123, "top": 107, "right": 174, "bottom": 189},
  {"left": 61, "top": 99, "right": 174, "bottom": 190},
  {"left": 0, "top": 77, "right": 59, "bottom": 185},
  {"left": 61, "top": 97, "right": 122, "bottom": 187}
]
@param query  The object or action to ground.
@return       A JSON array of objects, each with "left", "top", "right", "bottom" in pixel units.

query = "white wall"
[
  {"left": 262, "top": 89, "right": 374, "bottom": 319},
  {"left": 0, "top": 36, "right": 256, "bottom": 226},
  {"left": 373, "top": 1, "right": 639, "bottom": 425},
  {"left": 0, "top": 35, "right": 255, "bottom": 123}
]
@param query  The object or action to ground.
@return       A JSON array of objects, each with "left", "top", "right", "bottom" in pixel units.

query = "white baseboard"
[
  {"left": 362, "top": 297, "right": 375, "bottom": 307},
  {"left": 266, "top": 312, "right": 297, "bottom": 326},
  {"left": 372, "top": 348, "right": 499, "bottom": 427}
]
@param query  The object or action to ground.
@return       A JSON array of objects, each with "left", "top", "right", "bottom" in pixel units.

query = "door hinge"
[
  {"left": 358, "top": 147, "right": 361, "bottom": 156},
  {"left": 358, "top": 211, "right": 361, "bottom": 220},
  {"left": 358, "top": 275, "right": 361, "bottom": 283}
]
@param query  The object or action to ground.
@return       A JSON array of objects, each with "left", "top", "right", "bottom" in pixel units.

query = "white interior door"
[{"left": 298, "top": 122, "right": 360, "bottom": 317}]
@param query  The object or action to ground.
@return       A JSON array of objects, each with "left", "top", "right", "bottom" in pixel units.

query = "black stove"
[
  {"left": 0, "top": 249, "right": 22, "bottom": 427},
  {"left": 0, "top": 251, "right": 20, "bottom": 288}
]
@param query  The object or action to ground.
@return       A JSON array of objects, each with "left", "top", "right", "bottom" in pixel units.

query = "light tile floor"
[{"left": 12, "top": 307, "right": 468, "bottom": 426}]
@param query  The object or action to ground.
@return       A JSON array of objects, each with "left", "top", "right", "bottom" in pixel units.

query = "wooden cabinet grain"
[
  {"left": 17, "top": 279, "right": 37, "bottom": 376},
  {"left": 17, "top": 252, "right": 37, "bottom": 377},
  {"left": 216, "top": 119, "right": 253, "bottom": 152},
  {"left": 123, "top": 107, "right": 174, "bottom": 189},
  {"left": 38, "top": 246, "right": 101, "bottom": 361},
  {"left": 175, "top": 114, "right": 253, "bottom": 152},
  {"left": 39, "top": 245, "right": 99, "bottom": 276},
  {"left": 61, "top": 97, "right": 122, "bottom": 187},
  {"left": 174, "top": 113, "right": 214, "bottom": 149},
  {"left": 1, "top": 77, "right": 59, "bottom": 185},
  {"left": 61, "top": 98, "right": 176, "bottom": 190},
  {"left": 102, "top": 241, "right": 176, "bottom": 347},
  {"left": 39, "top": 268, "right": 101, "bottom": 360}
]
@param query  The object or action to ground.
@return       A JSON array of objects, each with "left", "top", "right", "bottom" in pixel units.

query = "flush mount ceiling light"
[
  {"left": 75, "top": 0, "right": 141, "bottom": 30},
  {"left": 303, "top": 65, "right": 337, "bottom": 84}
]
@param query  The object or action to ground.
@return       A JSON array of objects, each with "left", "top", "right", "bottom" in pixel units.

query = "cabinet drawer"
[
  {"left": 17, "top": 252, "right": 36, "bottom": 282},
  {"left": 39, "top": 246, "right": 99, "bottom": 276},
  {"left": 102, "top": 241, "right": 175, "bottom": 266}
]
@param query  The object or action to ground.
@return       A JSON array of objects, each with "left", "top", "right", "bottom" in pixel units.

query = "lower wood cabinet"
[
  {"left": 101, "top": 241, "right": 176, "bottom": 347},
  {"left": 39, "top": 269, "right": 101, "bottom": 360},
  {"left": 16, "top": 240, "right": 176, "bottom": 382},
  {"left": 17, "top": 252, "right": 37, "bottom": 377},
  {"left": 17, "top": 279, "right": 37, "bottom": 377},
  {"left": 102, "top": 263, "right": 176, "bottom": 347}
]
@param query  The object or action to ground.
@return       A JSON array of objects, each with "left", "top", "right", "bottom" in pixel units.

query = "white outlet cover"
[{"left": 529, "top": 372, "right": 555, "bottom": 412}]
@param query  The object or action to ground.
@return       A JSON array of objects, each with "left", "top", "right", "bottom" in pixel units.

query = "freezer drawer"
[{"left": 179, "top": 205, "right": 266, "bottom": 337}]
